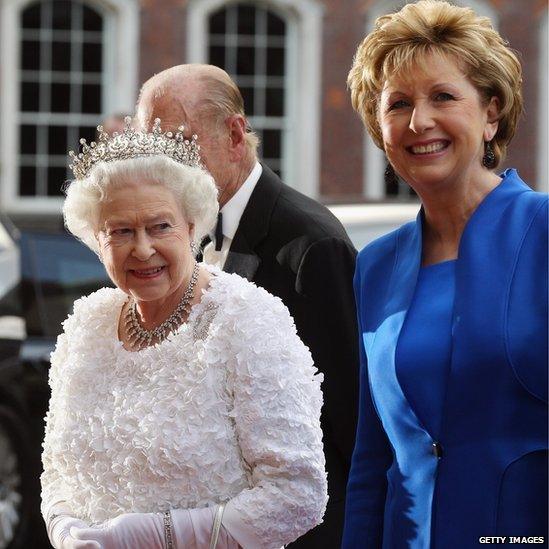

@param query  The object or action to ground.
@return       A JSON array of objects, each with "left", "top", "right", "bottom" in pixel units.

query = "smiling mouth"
[
  {"left": 129, "top": 266, "right": 166, "bottom": 278},
  {"left": 408, "top": 141, "right": 449, "bottom": 155}
]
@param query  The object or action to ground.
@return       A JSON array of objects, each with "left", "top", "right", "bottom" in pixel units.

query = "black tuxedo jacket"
[{"left": 223, "top": 164, "right": 359, "bottom": 548}]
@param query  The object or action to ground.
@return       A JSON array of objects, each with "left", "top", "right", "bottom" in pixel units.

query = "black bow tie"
[{"left": 200, "top": 212, "right": 223, "bottom": 253}]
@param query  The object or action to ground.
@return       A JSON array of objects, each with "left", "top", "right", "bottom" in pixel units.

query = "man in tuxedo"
[{"left": 136, "top": 64, "right": 358, "bottom": 548}]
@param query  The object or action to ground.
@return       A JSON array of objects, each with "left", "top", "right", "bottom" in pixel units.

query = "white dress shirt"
[{"left": 203, "top": 161, "right": 262, "bottom": 269}]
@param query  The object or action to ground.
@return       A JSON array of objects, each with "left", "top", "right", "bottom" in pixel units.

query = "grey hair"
[{"left": 63, "top": 156, "right": 219, "bottom": 254}]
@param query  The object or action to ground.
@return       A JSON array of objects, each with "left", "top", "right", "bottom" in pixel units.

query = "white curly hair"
[{"left": 63, "top": 155, "right": 219, "bottom": 254}]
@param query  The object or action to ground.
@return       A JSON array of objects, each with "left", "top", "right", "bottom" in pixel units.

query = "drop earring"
[
  {"left": 384, "top": 162, "right": 399, "bottom": 192},
  {"left": 482, "top": 141, "right": 496, "bottom": 169}
]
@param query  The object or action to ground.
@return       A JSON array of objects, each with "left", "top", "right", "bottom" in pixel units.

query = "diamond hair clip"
[{"left": 68, "top": 117, "right": 202, "bottom": 180}]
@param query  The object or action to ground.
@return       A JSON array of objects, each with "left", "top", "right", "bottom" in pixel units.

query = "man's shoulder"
[{"left": 258, "top": 169, "right": 351, "bottom": 243}]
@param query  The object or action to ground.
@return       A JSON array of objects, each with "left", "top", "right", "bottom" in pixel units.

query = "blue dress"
[
  {"left": 342, "top": 170, "right": 548, "bottom": 548},
  {"left": 396, "top": 260, "right": 456, "bottom": 441}
]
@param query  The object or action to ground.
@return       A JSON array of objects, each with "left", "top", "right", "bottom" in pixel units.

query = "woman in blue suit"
[{"left": 342, "top": 1, "right": 548, "bottom": 547}]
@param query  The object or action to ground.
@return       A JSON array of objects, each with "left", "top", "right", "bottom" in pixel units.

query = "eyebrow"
[
  {"left": 384, "top": 81, "right": 458, "bottom": 95},
  {"left": 144, "top": 214, "right": 175, "bottom": 224},
  {"left": 104, "top": 212, "right": 175, "bottom": 227}
]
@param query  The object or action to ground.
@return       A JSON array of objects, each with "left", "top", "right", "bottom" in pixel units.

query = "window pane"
[
  {"left": 209, "top": 45, "right": 225, "bottom": 69},
  {"left": 237, "top": 5, "right": 255, "bottom": 35},
  {"left": 21, "top": 81, "right": 40, "bottom": 112},
  {"left": 82, "top": 42, "right": 102, "bottom": 72},
  {"left": 19, "top": 166, "right": 36, "bottom": 196},
  {"left": 21, "top": 3, "right": 41, "bottom": 29},
  {"left": 240, "top": 87, "right": 254, "bottom": 115},
  {"left": 83, "top": 5, "right": 103, "bottom": 31},
  {"left": 82, "top": 84, "right": 101, "bottom": 113},
  {"left": 236, "top": 47, "right": 255, "bottom": 75},
  {"left": 47, "top": 166, "right": 67, "bottom": 196},
  {"left": 209, "top": 9, "right": 226, "bottom": 34},
  {"left": 52, "top": 41, "right": 71, "bottom": 71},
  {"left": 267, "top": 12, "right": 285, "bottom": 36},
  {"left": 69, "top": 83, "right": 81, "bottom": 113},
  {"left": 78, "top": 125, "right": 97, "bottom": 145},
  {"left": 262, "top": 129, "right": 281, "bottom": 159},
  {"left": 51, "top": 82, "right": 71, "bottom": 113},
  {"left": 20, "top": 125, "right": 37, "bottom": 155},
  {"left": 266, "top": 47, "right": 284, "bottom": 77},
  {"left": 265, "top": 87, "right": 284, "bottom": 116},
  {"left": 48, "top": 125, "right": 67, "bottom": 155},
  {"left": 21, "top": 40, "right": 41, "bottom": 70},
  {"left": 52, "top": 0, "right": 72, "bottom": 30}
]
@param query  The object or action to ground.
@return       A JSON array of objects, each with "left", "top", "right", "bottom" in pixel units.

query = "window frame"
[
  {"left": 0, "top": 0, "right": 139, "bottom": 214},
  {"left": 186, "top": 0, "right": 323, "bottom": 198}
]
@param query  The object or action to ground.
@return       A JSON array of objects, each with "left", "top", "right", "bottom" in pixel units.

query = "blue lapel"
[
  {"left": 366, "top": 211, "right": 426, "bottom": 429},
  {"left": 362, "top": 213, "right": 435, "bottom": 549},
  {"left": 385, "top": 211, "right": 423, "bottom": 319}
]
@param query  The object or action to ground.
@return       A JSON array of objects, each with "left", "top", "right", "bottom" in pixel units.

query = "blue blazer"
[{"left": 342, "top": 170, "right": 548, "bottom": 548}]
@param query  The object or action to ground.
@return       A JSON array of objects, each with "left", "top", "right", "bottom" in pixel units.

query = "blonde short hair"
[
  {"left": 63, "top": 156, "right": 218, "bottom": 254},
  {"left": 347, "top": 0, "right": 523, "bottom": 168}
]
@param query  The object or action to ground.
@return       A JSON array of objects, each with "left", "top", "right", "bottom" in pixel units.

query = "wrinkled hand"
[
  {"left": 49, "top": 515, "right": 101, "bottom": 549},
  {"left": 70, "top": 512, "right": 164, "bottom": 549}
]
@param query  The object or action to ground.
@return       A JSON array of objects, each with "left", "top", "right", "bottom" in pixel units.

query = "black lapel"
[{"left": 223, "top": 163, "right": 282, "bottom": 280}]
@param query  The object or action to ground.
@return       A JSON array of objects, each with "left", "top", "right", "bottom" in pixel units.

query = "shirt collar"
[{"left": 219, "top": 161, "right": 262, "bottom": 240}]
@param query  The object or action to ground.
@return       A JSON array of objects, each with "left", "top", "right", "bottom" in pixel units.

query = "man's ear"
[
  {"left": 483, "top": 96, "right": 500, "bottom": 142},
  {"left": 226, "top": 115, "right": 248, "bottom": 161}
]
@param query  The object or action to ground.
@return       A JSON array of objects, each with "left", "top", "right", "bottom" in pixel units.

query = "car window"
[{"left": 20, "top": 232, "right": 113, "bottom": 338}]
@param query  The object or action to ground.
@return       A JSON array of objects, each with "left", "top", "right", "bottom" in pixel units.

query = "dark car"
[{"left": 0, "top": 223, "right": 111, "bottom": 548}]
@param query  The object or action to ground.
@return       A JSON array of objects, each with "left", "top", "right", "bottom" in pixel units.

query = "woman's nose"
[
  {"left": 131, "top": 231, "right": 155, "bottom": 260},
  {"left": 409, "top": 103, "right": 435, "bottom": 134}
]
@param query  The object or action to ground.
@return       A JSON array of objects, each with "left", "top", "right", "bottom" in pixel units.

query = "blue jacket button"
[{"left": 432, "top": 442, "right": 443, "bottom": 458}]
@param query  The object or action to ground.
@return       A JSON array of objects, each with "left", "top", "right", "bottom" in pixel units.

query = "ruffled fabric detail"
[{"left": 41, "top": 266, "right": 327, "bottom": 547}]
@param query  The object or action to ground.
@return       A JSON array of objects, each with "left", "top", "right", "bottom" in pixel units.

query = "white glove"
[
  {"left": 47, "top": 512, "right": 100, "bottom": 549},
  {"left": 71, "top": 506, "right": 240, "bottom": 549},
  {"left": 71, "top": 512, "right": 164, "bottom": 549},
  {"left": 173, "top": 506, "right": 240, "bottom": 548}
]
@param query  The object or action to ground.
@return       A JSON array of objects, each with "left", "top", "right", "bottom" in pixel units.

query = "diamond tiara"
[{"left": 68, "top": 117, "right": 202, "bottom": 180}]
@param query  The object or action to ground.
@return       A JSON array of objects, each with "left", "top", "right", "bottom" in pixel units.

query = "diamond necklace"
[{"left": 124, "top": 261, "right": 200, "bottom": 350}]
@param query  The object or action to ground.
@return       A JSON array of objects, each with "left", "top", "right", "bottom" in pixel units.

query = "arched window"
[
  {"left": 208, "top": 3, "right": 287, "bottom": 177},
  {"left": 0, "top": 0, "right": 138, "bottom": 213},
  {"left": 362, "top": 0, "right": 499, "bottom": 201},
  {"left": 187, "top": 0, "right": 322, "bottom": 198}
]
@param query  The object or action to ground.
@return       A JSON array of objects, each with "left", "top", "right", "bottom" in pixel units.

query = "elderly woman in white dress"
[{"left": 40, "top": 119, "right": 327, "bottom": 549}]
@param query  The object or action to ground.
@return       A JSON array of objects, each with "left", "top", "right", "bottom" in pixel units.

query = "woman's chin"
[
  {"left": 405, "top": 165, "right": 456, "bottom": 191},
  {"left": 127, "top": 287, "right": 169, "bottom": 304}
]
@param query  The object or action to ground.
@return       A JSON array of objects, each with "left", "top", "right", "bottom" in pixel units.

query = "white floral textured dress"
[{"left": 41, "top": 266, "right": 328, "bottom": 548}]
